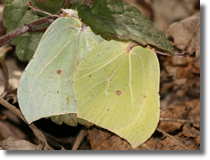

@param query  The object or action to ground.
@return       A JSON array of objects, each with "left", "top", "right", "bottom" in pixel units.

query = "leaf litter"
[
  {"left": 0, "top": 0, "right": 200, "bottom": 150},
  {"left": 0, "top": 136, "right": 43, "bottom": 150}
]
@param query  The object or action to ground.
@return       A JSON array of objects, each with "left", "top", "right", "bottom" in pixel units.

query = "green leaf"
[
  {"left": 50, "top": 114, "right": 92, "bottom": 127},
  {"left": 17, "top": 14, "right": 105, "bottom": 124},
  {"left": 73, "top": 41, "right": 160, "bottom": 148},
  {"left": 3, "top": 0, "right": 64, "bottom": 61},
  {"left": 70, "top": 0, "right": 84, "bottom": 8},
  {"left": 33, "top": 0, "right": 64, "bottom": 15},
  {"left": 3, "top": 0, "right": 42, "bottom": 61},
  {"left": 77, "top": 0, "right": 174, "bottom": 55}
]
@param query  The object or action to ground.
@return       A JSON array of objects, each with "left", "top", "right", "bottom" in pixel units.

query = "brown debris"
[
  {"left": 159, "top": 99, "right": 200, "bottom": 132},
  {"left": 0, "top": 136, "right": 43, "bottom": 150},
  {"left": 167, "top": 12, "right": 200, "bottom": 70},
  {"left": 88, "top": 127, "right": 133, "bottom": 150}
]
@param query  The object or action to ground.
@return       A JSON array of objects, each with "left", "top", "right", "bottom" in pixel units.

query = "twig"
[
  {"left": 156, "top": 50, "right": 188, "bottom": 57},
  {"left": 56, "top": 0, "right": 72, "bottom": 15},
  {"left": 0, "top": 58, "right": 8, "bottom": 95},
  {"left": 147, "top": 46, "right": 189, "bottom": 57},
  {"left": 28, "top": 27, "right": 48, "bottom": 34},
  {"left": 62, "top": 0, "right": 72, "bottom": 9},
  {"left": 160, "top": 117, "right": 200, "bottom": 123},
  {"left": 156, "top": 128, "right": 188, "bottom": 150},
  {"left": 72, "top": 129, "right": 87, "bottom": 150},
  {"left": 140, "top": 143, "right": 152, "bottom": 150},
  {"left": 0, "top": 98, "right": 54, "bottom": 150},
  {"left": 6, "top": 88, "right": 17, "bottom": 96},
  {"left": 0, "top": 47, "right": 12, "bottom": 98},
  {"left": 0, "top": 15, "right": 59, "bottom": 48}
]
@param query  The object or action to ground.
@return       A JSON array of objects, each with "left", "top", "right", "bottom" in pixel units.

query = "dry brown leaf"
[
  {"left": 172, "top": 56, "right": 187, "bottom": 66},
  {"left": 88, "top": 127, "right": 133, "bottom": 150},
  {"left": 166, "top": 13, "right": 200, "bottom": 50},
  {"left": 177, "top": 123, "right": 200, "bottom": 150},
  {"left": 166, "top": 13, "right": 200, "bottom": 71},
  {"left": 0, "top": 109, "right": 27, "bottom": 140},
  {"left": 152, "top": 0, "right": 199, "bottom": 31},
  {"left": 157, "top": 137, "right": 184, "bottom": 150},
  {"left": 188, "top": 24, "right": 200, "bottom": 69},
  {"left": 180, "top": 123, "right": 200, "bottom": 139},
  {"left": 144, "top": 137, "right": 158, "bottom": 150},
  {"left": 176, "top": 58, "right": 197, "bottom": 79},
  {"left": 159, "top": 99, "right": 200, "bottom": 132},
  {"left": 0, "top": 136, "right": 43, "bottom": 150}
]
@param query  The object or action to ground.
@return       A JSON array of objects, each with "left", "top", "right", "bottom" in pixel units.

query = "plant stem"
[
  {"left": 160, "top": 117, "right": 200, "bottom": 123},
  {"left": 0, "top": 16, "right": 58, "bottom": 48},
  {"left": 0, "top": 58, "right": 8, "bottom": 98},
  {"left": 148, "top": 46, "right": 189, "bottom": 57},
  {"left": 62, "top": 0, "right": 72, "bottom": 9},
  {"left": 0, "top": 46, "right": 12, "bottom": 98},
  {"left": 155, "top": 50, "right": 188, "bottom": 57},
  {"left": 72, "top": 129, "right": 87, "bottom": 150}
]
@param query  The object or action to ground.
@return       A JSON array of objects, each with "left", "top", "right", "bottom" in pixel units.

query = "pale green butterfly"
[
  {"left": 18, "top": 9, "right": 105, "bottom": 124},
  {"left": 73, "top": 41, "right": 160, "bottom": 148}
]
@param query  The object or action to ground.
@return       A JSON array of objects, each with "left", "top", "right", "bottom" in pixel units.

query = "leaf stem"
[
  {"left": 148, "top": 46, "right": 189, "bottom": 57},
  {"left": 28, "top": 2, "right": 52, "bottom": 16}
]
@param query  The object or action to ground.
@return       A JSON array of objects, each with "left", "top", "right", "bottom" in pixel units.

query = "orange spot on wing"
[
  {"left": 115, "top": 90, "right": 122, "bottom": 95},
  {"left": 56, "top": 70, "right": 62, "bottom": 74},
  {"left": 67, "top": 96, "right": 69, "bottom": 105}
]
